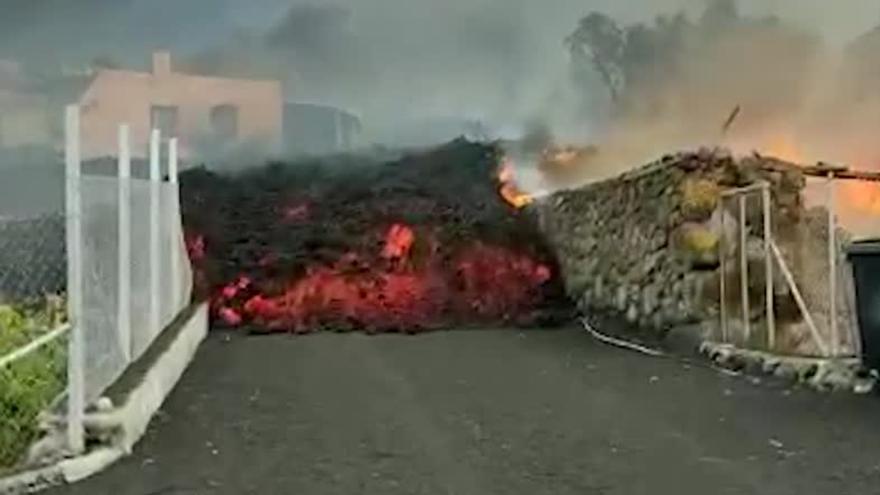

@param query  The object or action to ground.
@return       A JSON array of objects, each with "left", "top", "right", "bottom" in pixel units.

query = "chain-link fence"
[
  {"left": 0, "top": 214, "right": 66, "bottom": 301},
  {"left": 0, "top": 158, "right": 69, "bottom": 468},
  {"left": 0, "top": 106, "right": 193, "bottom": 468}
]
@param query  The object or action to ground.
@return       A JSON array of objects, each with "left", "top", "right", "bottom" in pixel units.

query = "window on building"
[
  {"left": 150, "top": 105, "right": 179, "bottom": 138},
  {"left": 211, "top": 104, "right": 239, "bottom": 140}
]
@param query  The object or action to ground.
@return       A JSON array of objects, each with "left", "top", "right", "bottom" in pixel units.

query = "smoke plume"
[{"left": 0, "top": 0, "right": 879, "bottom": 167}]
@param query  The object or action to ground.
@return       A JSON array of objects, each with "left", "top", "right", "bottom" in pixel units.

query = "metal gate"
[{"left": 717, "top": 177, "right": 857, "bottom": 358}]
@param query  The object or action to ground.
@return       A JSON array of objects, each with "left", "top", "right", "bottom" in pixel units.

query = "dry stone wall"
[{"left": 536, "top": 148, "right": 844, "bottom": 354}]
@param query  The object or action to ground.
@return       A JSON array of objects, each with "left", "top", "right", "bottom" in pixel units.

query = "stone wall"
[{"left": 536, "top": 149, "right": 853, "bottom": 356}]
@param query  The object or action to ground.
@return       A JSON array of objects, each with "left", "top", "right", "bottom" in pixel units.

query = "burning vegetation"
[{"left": 180, "top": 140, "right": 571, "bottom": 333}]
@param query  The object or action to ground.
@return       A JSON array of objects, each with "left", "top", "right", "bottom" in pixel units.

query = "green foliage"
[
  {"left": 567, "top": 0, "right": 817, "bottom": 118},
  {"left": 0, "top": 301, "right": 67, "bottom": 469}
]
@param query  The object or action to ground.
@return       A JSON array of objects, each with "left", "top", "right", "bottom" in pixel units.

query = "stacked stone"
[{"left": 538, "top": 148, "right": 807, "bottom": 339}]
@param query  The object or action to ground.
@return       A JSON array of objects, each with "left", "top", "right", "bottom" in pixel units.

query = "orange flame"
[
  {"left": 497, "top": 158, "right": 533, "bottom": 209},
  {"left": 840, "top": 181, "right": 880, "bottom": 215},
  {"left": 764, "top": 133, "right": 804, "bottom": 163},
  {"left": 760, "top": 134, "right": 880, "bottom": 217}
]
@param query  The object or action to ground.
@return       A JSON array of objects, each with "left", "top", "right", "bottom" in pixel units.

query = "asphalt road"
[{"left": 50, "top": 327, "right": 880, "bottom": 495}]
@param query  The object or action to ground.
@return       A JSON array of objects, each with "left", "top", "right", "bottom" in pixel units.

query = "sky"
[{"left": 3, "top": 0, "right": 875, "bottom": 50}]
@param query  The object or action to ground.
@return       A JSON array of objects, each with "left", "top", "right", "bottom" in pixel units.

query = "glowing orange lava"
[{"left": 382, "top": 223, "right": 416, "bottom": 260}]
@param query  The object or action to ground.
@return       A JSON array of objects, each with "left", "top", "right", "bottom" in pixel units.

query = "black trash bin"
[{"left": 847, "top": 240, "right": 880, "bottom": 371}]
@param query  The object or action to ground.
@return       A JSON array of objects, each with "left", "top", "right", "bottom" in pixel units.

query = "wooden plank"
[{"left": 758, "top": 159, "right": 880, "bottom": 182}]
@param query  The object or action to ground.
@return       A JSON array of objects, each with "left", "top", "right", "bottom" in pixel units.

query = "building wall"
[{"left": 78, "top": 60, "right": 283, "bottom": 161}]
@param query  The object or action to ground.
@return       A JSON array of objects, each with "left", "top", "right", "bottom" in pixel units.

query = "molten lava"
[
  {"left": 381, "top": 223, "right": 416, "bottom": 260},
  {"left": 180, "top": 140, "right": 570, "bottom": 333},
  {"left": 209, "top": 224, "right": 556, "bottom": 332}
]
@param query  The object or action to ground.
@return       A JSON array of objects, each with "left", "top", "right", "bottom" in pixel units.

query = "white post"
[
  {"left": 739, "top": 194, "right": 750, "bottom": 343},
  {"left": 168, "top": 138, "right": 181, "bottom": 308},
  {"left": 828, "top": 172, "right": 839, "bottom": 356},
  {"left": 719, "top": 198, "right": 728, "bottom": 342},
  {"left": 168, "top": 138, "right": 178, "bottom": 183},
  {"left": 117, "top": 124, "right": 131, "bottom": 362},
  {"left": 64, "top": 105, "right": 85, "bottom": 454},
  {"left": 763, "top": 184, "right": 776, "bottom": 350},
  {"left": 149, "top": 129, "right": 161, "bottom": 337}
]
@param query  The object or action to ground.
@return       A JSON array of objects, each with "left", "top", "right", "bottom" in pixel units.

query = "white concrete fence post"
[
  {"left": 118, "top": 124, "right": 132, "bottom": 362},
  {"left": 149, "top": 129, "right": 162, "bottom": 339},
  {"left": 64, "top": 105, "right": 85, "bottom": 454},
  {"left": 168, "top": 138, "right": 181, "bottom": 308}
]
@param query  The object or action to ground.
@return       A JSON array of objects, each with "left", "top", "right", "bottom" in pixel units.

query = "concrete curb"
[
  {"left": 700, "top": 341, "right": 875, "bottom": 393},
  {"left": 0, "top": 303, "right": 208, "bottom": 494},
  {"left": 105, "top": 303, "right": 208, "bottom": 452}
]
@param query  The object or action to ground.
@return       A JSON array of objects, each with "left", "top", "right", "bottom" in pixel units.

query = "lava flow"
[{"left": 180, "top": 140, "right": 571, "bottom": 333}]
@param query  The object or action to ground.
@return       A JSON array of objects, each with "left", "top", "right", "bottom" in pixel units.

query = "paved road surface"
[{"left": 50, "top": 327, "right": 880, "bottom": 494}]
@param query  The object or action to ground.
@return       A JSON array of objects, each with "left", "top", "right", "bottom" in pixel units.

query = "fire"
[
  {"left": 497, "top": 158, "right": 533, "bottom": 209},
  {"left": 763, "top": 133, "right": 805, "bottom": 163},
  {"left": 841, "top": 181, "right": 880, "bottom": 215},
  {"left": 755, "top": 134, "right": 880, "bottom": 216},
  {"left": 209, "top": 222, "right": 556, "bottom": 332}
]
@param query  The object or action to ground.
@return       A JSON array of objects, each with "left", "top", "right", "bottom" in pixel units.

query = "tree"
[
  {"left": 565, "top": 12, "right": 625, "bottom": 103},
  {"left": 701, "top": 0, "right": 739, "bottom": 31}
]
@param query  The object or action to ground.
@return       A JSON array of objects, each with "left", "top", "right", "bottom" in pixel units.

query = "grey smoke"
[{"left": 1, "top": 0, "right": 878, "bottom": 150}]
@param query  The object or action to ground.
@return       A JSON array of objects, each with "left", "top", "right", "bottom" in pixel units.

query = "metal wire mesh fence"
[
  {"left": 796, "top": 177, "right": 860, "bottom": 357},
  {"left": 0, "top": 214, "right": 69, "bottom": 468},
  {"left": 0, "top": 106, "right": 193, "bottom": 468},
  {"left": 716, "top": 174, "right": 878, "bottom": 358},
  {"left": 0, "top": 148, "right": 70, "bottom": 468},
  {"left": 0, "top": 214, "right": 66, "bottom": 303},
  {"left": 65, "top": 116, "right": 193, "bottom": 450}
]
